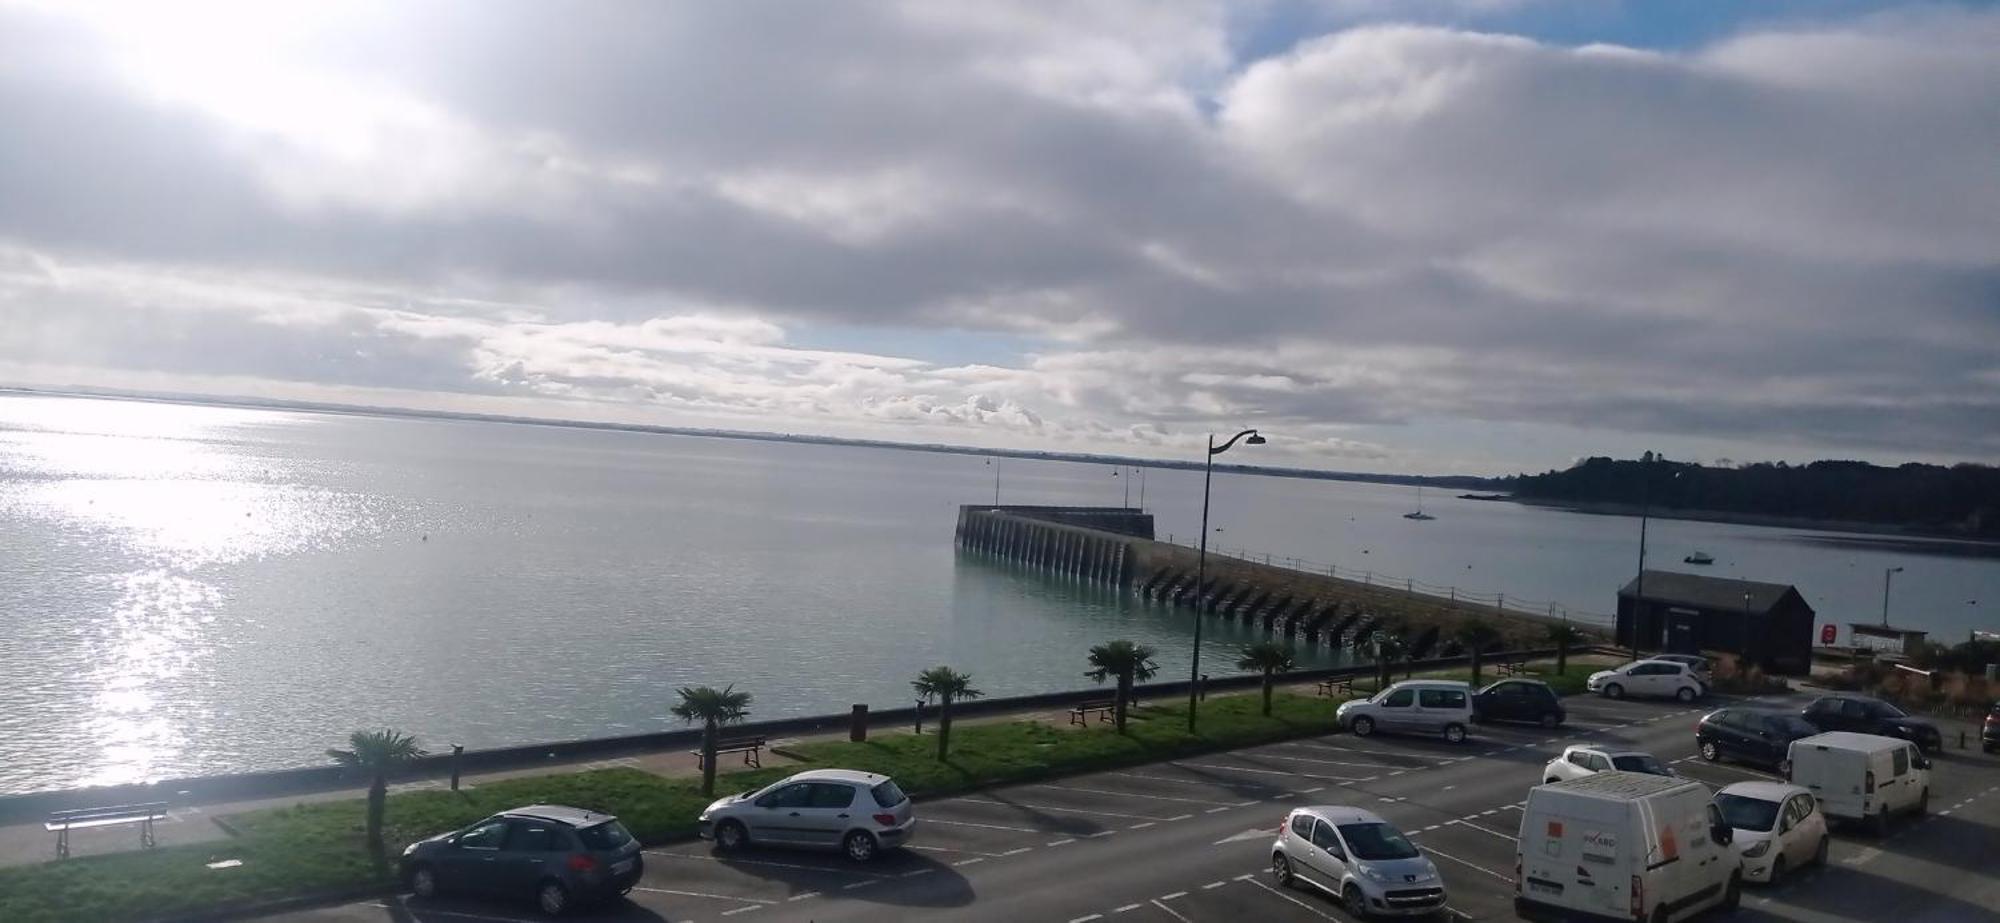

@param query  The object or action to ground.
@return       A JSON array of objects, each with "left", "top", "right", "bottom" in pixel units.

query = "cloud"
[{"left": 0, "top": 1, "right": 1994, "bottom": 471}]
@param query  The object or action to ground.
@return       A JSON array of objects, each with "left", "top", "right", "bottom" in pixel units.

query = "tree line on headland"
[{"left": 1502, "top": 455, "right": 2000, "bottom": 539}]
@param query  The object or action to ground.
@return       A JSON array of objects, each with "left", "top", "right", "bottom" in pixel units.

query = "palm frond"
[
  {"left": 325, "top": 728, "right": 425, "bottom": 770},
  {"left": 671, "top": 684, "right": 754, "bottom": 725},
  {"left": 912, "top": 666, "right": 982, "bottom": 700},
  {"left": 1235, "top": 641, "right": 1297, "bottom": 673}
]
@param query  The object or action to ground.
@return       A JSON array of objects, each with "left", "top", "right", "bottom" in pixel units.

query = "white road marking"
[
  {"left": 901, "top": 869, "right": 934, "bottom": 878},
  {"left": 842, "top": 879, "right": 882, "bottom": 890},
  {"left": 645, "top": 852, "right": 896, "bottom": 879},
  {"left": 1045, "top": 783, "right": 1242, "bottom": 806},
  {"left": 1160, "top": 891, "right": 1188, "bottom": 900},
  {"left": 1203, "top": 880, "right": 1227, "bottom": 889},
  {"left": 1129, "top": 822, "right": 1156, "bottom": 830},
  {"left": 958, "top": 797, "right": 1162, "bottom": 820},
  {"left": 1113, "top": 904, "right": 1143, "bottom": 913},
  {"left": 909, "top": 844, "right": 1010, "bottom": 858},
  {"left": 1174, "top": 761, "right": 1374, "bottom": 781},
  {"left": 1151, "top": 898, "right": 1196, "bottom": 922},
  {"left": 787, "top": 891, "right": 820, "bottom": 901},
  {"left": 954, "top": 857, "right": 987, "bottom": 867},
  {"left": 1454, "top": 818, "right": 1518, "bottom": 841},
  {"left": 1241, "top": 876, "right": 1341, "bottom": 920},
  {"left": 1069, "top": 915, "right": 1103, "bottom": 923},
  {"left": 903, "top": 816, "right": 1049, "bottom": 835},
  {"left": 1048, "top": 838, "right": 1077, "bottom": 846},
  {"left": 632, "top": 887, "right": 777, "bottom": 904},
  {"left": 1422, "top": 844, "right": 1514, "bottom": 882},
  {"left": 719, "top": 907, "right": 763, "bottom": 917},
  {"left": 1000, "top": 846, "right": 1034, "bottom": 856}
]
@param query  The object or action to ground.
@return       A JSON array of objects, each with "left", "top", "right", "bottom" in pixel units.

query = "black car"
[
  {"left": 1800, "top": 694, "right": 1943, "bottom": 753},
  {"left": 400, "top": 804, "right": 643, "bottom": 916},
  {"left": 1983, "top": 700, "right": 1998, "bottom": 754},
  {"left": 1471, "top": 678, "right": 1565, "bottom": 728},
  {"left": 1696, "top": 707, "right": 1819, "bottom": 771}
]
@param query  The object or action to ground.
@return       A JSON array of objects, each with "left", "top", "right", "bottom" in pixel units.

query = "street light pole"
[
  {"left": 1189, "top": 428, "right": 1264, "bottom": 733},
  {"left": 986, "top": 456, "right": 1000, "bottom": 505},
  {"left": 1881, "top": 566, "right": 1904, "bottom": 627}
]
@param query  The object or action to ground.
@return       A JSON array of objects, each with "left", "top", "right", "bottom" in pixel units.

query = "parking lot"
[{"left": 271, "top": 690, "right": 2000, "bottom": 923}]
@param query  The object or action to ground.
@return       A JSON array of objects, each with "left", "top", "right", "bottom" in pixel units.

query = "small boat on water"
[
  {"left": 1684, "top": 551, "right": 1715, "bottom": 565},
  {"left": 1404, "top": 486, "right": 1436, "bottom": 521}
]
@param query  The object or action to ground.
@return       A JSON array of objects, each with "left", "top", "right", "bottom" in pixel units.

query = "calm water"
[{"left": 2, "top": 394, "right": 1995, "bottom": 794}]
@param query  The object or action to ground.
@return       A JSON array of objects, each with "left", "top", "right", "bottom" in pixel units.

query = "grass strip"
[{"left": 0, "top": 689, "right": 1346, "bottom": 923}]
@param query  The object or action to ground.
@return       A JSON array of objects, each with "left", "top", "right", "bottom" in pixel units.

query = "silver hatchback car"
[
  {"left": 1272, "top": 806, "right": 1446, "bottom": 917},
  {"left": 1336, "top": 680, "right": 1475, "bottom": 743},
  {"left": 698, "top": 769, "right": 915, "bottom": 861}
]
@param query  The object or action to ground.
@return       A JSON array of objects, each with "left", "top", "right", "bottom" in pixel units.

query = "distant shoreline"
[
  {"left": 1511, "top": 497, "right": 2000, "bottom": 549},
  {"left": 0, "top": 385, "right": 1494, "bottom": 490}
]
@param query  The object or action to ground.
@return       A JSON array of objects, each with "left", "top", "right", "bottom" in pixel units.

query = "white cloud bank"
[{"left": 0, "top": 1, "right": 1994, "bottom": 472}]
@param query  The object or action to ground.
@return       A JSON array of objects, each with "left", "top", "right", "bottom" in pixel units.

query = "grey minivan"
[
  {"left": 699, "top": 768, "right": 915, "bottom": 861},
  {"left": 1336, "top": 680, "right": 1475, "bottom": 743},
  {"left": 399, "top": 804, "right": 642, "bottom": 916}
]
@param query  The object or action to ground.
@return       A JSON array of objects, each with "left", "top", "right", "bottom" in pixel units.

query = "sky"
[{"left": 1, "top": 0, "right": 1995, "bottom": 476}]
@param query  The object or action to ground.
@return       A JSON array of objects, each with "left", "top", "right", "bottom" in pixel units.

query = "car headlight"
[
  {"left": 1741, "top": 840, "right": 1770, "bottom": 858},
  {"left": 1359, "top": 864, "right": 1393, "bottom": 883},
  {"left": 402, "top": 843, "right": 418, "bottom": 857},
  {"left": 1887, "top": 726, "right": 1910, "bottom": 736}
]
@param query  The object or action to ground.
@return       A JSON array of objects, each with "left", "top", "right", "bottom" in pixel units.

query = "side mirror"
[{"left": 1712, "top": 825, "right": 1733, "bottom": 846}]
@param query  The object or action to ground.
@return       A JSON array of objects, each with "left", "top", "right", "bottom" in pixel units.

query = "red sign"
[{"left": 1821, "top": 624, "right": 1837, "bottom": 645}]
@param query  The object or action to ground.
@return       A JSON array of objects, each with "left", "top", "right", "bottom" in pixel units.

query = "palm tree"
[
  {"left": 1456, "top": 619, "right": 1502, "bottom": 684},
  {"left": 1085, "top": 640, "right": 1159, "bottom": 732},
  {"left": 911, "top": 667, "right": 983, "bottom": 761},
  {"left": 1546, "top": 623, "right": 1582, "bottom": 676},
  {"left": 672, "top": 685, "right": 754, "bottom": 797},
  {"left": 326, "top": 729, "right": 426, "bottom": 852},
  {"left": 1359, "top": 631, "right": 1404, "bottom": 692},
  {"left": 1236, "top": 641, "right": 1298, "bottom": 716}
]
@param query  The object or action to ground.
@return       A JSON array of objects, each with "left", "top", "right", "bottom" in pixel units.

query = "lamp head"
[{"left": 1246, "top": 433, "right": 1267, "bottom": 445}]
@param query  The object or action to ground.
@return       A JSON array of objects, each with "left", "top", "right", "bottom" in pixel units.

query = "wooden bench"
[
  {"left": 691, "top": 737, "right": 766, "bottom": 771},
  {"left": 45, "top": 802, "right": 170, "bottom": 859},
  {"left": 1069, "top": 698, "right": 1120, "bottom": 726},
  {"left": 1497, "top": 658, "right": 1528, "bottom": 677},
  {"left": 1315, "top": 678, "right": 1353, "bottom": 698}
]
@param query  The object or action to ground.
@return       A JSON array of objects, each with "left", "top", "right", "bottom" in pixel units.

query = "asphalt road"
[{"left": 263, "top": 691, "right": 2000, "bottom": 923}]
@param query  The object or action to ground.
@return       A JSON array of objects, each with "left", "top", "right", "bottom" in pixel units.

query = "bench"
[
  {"left": 1315, "top": 678, "right": 1353, "bottom": 698},
  {"left": 691, "top": 737, "right": 766, "bottom": 771},
  {"left": 45, "top": 802, "right": 170, "bottom": 859},
  {"left": 1497, "top": 658, "right": 1529, "bottom": 677},
  {"left": 1069, "top": 698, "right": 1120, "bottom": 726}
]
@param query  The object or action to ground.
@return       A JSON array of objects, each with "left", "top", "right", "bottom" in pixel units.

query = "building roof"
[
  {"left": 1617, "top": 570, "right": 1804, "bottom": 615},
  {"left": 1847, "top": 624, "right": 1929, "bottom": 638}
]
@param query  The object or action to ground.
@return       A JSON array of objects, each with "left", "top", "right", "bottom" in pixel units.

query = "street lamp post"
[
  {"left": 1630, "top": 455, "right": 1680, "bottom": 659},
  {"left": 1189, "top": 428, "right": 1265, "bottom": 733},
  {"left": 1881, "top": 566, "right": 1904, "bottom": 627},
  {"left": 986, "top": 457, "right": 1000, "bottom": 505}
]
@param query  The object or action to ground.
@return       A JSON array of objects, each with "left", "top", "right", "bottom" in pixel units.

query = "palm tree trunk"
[
  {"left": 1377, "top": 651, "right": 1392, "bottom": 691},
  {"left": 936, "top": 694, "right": 953, "bottom": 761},
  {"left": 1556, "top": 635, "right": 1569, "bottom": 675},
  {"left": 1471, "top": 647, "right": 1484, "bottom": 685},
  {"left": 701, "top": 720, "right": 719, "bottom": 797},
  {"left": 1261, "top": 671, "right": 1274, "bottom": 716},
  {"left": 366, "top": 773, "right": 386, "bottom": 851},
  {"left": 1115, "top": 672, "right": 1131, "bottom": 733}
]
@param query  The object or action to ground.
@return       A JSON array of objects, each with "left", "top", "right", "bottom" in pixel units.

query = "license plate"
[
  {"left": 1528, "top": 881, "right": 1562, "bottom": 896},
  {"left": 610, "top": 859, "right": 634, "bottom": 875}
]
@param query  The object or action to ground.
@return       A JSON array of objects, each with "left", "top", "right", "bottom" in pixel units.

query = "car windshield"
[
  {"left": 1336, "top": 822, "right": 1421, "bottom": 861},
  {"left": 1867, "top": 700, "right": 1908, "bottom": 718},
  {"left": 575, "top": 820, "right": 634, "bottom": 850},
  {"left": 871, "top": 780, "right": 907, "bottom": 808},
  {"left": 1611, "top": 754, "right": 1670, "bottom": 775},
  {"left": 1715, "top": 794, "right": 1781, "bottom": 832},
  {"left": 1769, "top": 715, "right": 1817, "bottom": 736}
]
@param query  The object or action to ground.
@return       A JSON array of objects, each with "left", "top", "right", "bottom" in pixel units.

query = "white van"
[
  {"left": 1516, "top": 772, "right": 1741, "bottom": 923},
  {"left": 1785, "top": 731, "right": 1930, "bottom": 834}
]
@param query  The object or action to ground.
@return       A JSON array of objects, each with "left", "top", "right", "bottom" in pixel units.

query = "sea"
[{"left": 2, "top": 393, "right": 1994, "bottom": 794}]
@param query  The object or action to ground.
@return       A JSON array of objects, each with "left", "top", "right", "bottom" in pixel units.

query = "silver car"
[
  {"left": 1272, "top": 806, "right": 1446, "bottom": 917},
  {"left": 698, "top": 768, "right": 915, "bottom": 861},
  {"left": 1336, "top": 680, "right": 1475, "bottom": 743}
]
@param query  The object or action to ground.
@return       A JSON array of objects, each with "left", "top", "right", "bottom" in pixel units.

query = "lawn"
[{"left": 0, "top": 689, "right": 1348, "bottom": 923}]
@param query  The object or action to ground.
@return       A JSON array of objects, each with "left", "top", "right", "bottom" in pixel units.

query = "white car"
[
  {"left": 1714, "top": 781, "right": 1828, "bottom": 884},
  {"left": 1542, "top": 745, "right": 1675, "bottom": 784},
  {"left": 1587, "top": 659, "right": 1704, "bottom": 702},
  {"left": 1271, "top": 806, "right": 1446, "bottom": 917}
]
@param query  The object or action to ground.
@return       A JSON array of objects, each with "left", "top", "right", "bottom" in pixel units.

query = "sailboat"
[{"left": 1403, "top": 486, "right": 1436, "bottom": 521}]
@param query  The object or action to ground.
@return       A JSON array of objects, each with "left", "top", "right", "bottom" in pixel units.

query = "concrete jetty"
[{"left": 956, "top": 505, "right": 1571, "bottom": 652}]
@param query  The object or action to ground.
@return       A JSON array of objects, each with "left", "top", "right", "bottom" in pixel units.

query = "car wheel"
[
  {"left": 1604, "top": 683, "right": 1624, "bottom": 699},
  {"left": 1699, "top": 741, "right": 1720, "bottom": 762},
  {"left": 1443, "top": 723, "right": 1467, "bottom": 744},
  {"left": 715, "top": 820, "right": 748, "bottom": 852},
  {"left": 537, "top": 880, "right": 570, "bottom": 917},
  {"left": 1720, "top": 872, "right": 1742, "bottom": 910},
  {"left": 1675, "top": 686, "right": 1697, "bottom": 703},
  {"left": 1545, "top": 777, "right": 1560, "bottom": 785},
  {"left": 407, "top": 864, "right": 439, "bottom": 900},
  {"left": 1341, "top": 882, "right": 1366, "bottom": 916},
  {"left": 1777, "top": 757, "right": 1792, "bottom": 777},
  {"left": 1916, "top": 788, "right": 1929, "bottom": 816},
  {"left": 844, "top": 830, "right": 879, "bottom": 863},
  {"left": 1539, "top": 713, "right": 1560, "bottom": 729},
  {"left": 1871, "top": 806, "right": 1891, "bottom": 836},
  {"left": 1272, "top": 853, "right": 1294, "bottom": 887},
  {"left": 1651, "top": 908, "right": 1671, "bottom": 923},
  {"left": 1771, "top": 856, "right": 1787, "bottom": 883},
  {"left": 1813, "top": 834, "right": 1829, "bottom": 866},
  {"left": 1352, "top": 716, "right": 1376, "bottom": 737}
]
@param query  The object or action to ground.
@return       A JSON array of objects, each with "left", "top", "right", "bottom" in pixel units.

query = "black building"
[{"left": 1616, "top": 570, "right": 1816, "bottom": 675}]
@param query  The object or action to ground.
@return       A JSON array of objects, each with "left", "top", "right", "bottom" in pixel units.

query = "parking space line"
[
  {"left": 842, "top": 879, "right": 884, "bottom": 890},
  {"left": 958, "top": 797, "right": 1164, "bottom": 820},
  {"left": 646, "top": 851, "right": 897, "bottom": 879},
  {"left": 786, "top": 891, "right": 819, "bottom": 901},
  {"left": 371, "top": 900, "right": 537, "bottom": 923},
  {"left": 902, "top": 868, "right": 935, "bottom": 878},
  {"left": 1114, "top": 902, "right": 1143, "bottom": 913},
  {"left": 1241, "top": 876, "right": 1341, "bottom": 920},
  {"left": 1111, "top": 770, "right": 1295, "bottom": 792},
  {"left": 1241, "top": 751, "right": 1422, "bottom": 770},
  {"left": 1151, "top": 898, "right": 1195, "bottom": 922},
  {"left": 631, "top": 887, "right": 778, "bottom": 905},
  {"left": 954, "top": 857, "right": 987, "bottom": 867},
  {"left": 1161, "top": 891, "right": 1188, "bottom": 900},
  {"left": 1045, "top": 783, "right": 1244, "bottom": 806},
  {"left": 909, "top": 844, "right": 1009, "bottom": 858},
  {"left": 922, "top": 816, "right": 1058, "bottom": 835},
  {"left": 1070, "top": 915, "right": 1104, "bottom": 923},
  {"left": 1048, "top": 837, "right": 1077, "bottom": 846},
  {"left": 1420, "top": 843, "right": 1514, "bottom": 882},
  {"left": 720, "top": 906, "right": 764, "bottom": 917},
  {"left": 1454, "top": 818, "right": 1518, "bottom": 841},
  {"left": 1129, "top": 821, "right": 1156, "bottom": 830},
  {"left": 1174, "top": 761, "right": 1374, "bottom": 781}
]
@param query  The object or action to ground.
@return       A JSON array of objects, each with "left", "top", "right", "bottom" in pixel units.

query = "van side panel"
[{"left": 1519, "top": 794, "right": 1635, "bottom": 918}]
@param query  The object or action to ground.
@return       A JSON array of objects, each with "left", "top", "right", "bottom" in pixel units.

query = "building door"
[{"left": 1667, "top": 610, "right": 1699, "bottom": 654}]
